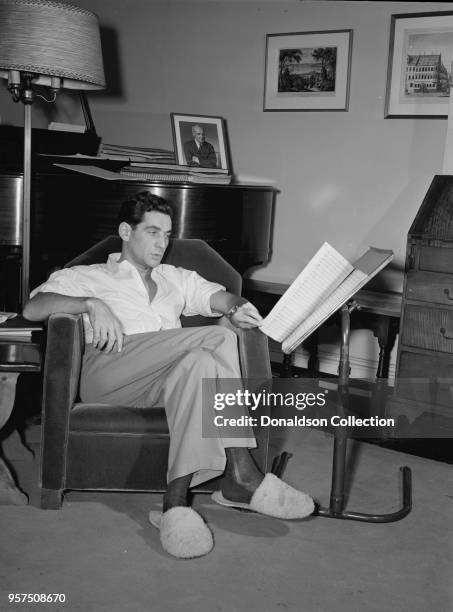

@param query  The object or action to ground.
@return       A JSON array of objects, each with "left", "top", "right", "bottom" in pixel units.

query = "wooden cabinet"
[{"left": 394, "top": 175, "right": 453, "bottom": 417}]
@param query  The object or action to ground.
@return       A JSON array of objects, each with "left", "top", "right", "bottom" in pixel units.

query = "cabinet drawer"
[
  {"left": 406, "top": 270, "right": 453, "bottom": 305},
  {"left": 401, "top": 305, "right": 453, "bottom": 353},
  {"left": 396, "top": 350, "right": 453, "bottom": 409},
  {"left": 418, "top": 246, "right": 453, "bottom": 274}
]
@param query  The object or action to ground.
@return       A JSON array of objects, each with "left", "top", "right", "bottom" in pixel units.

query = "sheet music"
[
  {"left": 282, "top": 248, "right": 393, "bottom": 353},
  {"left": 260, "top": 242, "right": 353, "bottom": 342},
  {"left": 282, "top": 270, "right": 366, "bottom": 353}
]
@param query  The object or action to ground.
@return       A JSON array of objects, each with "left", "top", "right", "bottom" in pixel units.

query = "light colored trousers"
[{"left": 80, "top": 326, "right": 256, "bottom": 487}]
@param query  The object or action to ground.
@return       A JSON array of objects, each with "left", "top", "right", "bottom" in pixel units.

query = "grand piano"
[{"left": 0, "top": 126, "right": 276, "bottom": 310}]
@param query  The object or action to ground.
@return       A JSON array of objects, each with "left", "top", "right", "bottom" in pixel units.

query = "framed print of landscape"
[
  {"left": 263, "top": 30, "right": 353, "bottom": 111},
  {"left": 385, "top": 12, "right": 453, "bottom": 118}
]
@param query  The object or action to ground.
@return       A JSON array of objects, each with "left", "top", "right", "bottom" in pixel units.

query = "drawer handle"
[
  {"left": 444, "top": 288, "right": 453, "bottom": 300},
  {"left": 440, "top": 327, "right": 453, "bottom": 340}
]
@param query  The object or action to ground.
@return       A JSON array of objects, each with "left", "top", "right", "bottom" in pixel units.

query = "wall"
[
  {"left": 3, "top": 0, "right": 452, "bottom": 375},
  {"left": 71, "top": 0, "right": 453, "bottom": 285}
]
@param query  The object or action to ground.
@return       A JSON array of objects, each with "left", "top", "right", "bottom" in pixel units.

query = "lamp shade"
[{"left": 0, "top": 0, "right": 105, "bottom": 90}]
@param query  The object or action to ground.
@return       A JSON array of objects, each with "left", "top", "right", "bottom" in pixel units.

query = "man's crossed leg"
[{"left": 81, "top": 326, "right": 314, "bottom": 558}]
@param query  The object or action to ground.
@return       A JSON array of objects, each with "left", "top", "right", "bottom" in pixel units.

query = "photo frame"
[
  {"left": 385, "top": 11, "right": 453, "bottom": 118},
  {"left": 263, "top": 30, "right": 353, "bottom": 112},
  {"left": 171, "top": 113, "right": 230, "bottom": 172}
]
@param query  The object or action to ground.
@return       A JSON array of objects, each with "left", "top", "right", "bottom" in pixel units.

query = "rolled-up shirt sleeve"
[
  {"left": 180, "top": 269, "right": 225, "bottom": 317},
  {"left": 29, "top": 268, "right": 94, "bottom": 299}
]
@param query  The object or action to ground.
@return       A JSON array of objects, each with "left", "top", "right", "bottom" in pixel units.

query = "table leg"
[
  {"left": 281, "top": 352, "right": 294, "bottom": 377},
  {"left": 373, "top": 316, "right": 399, "bottom": 380},
  {"left": 0, "top": 373, "right": 28, "bottom": 505},
  {"left": 306, "top": 329, "right": 320, "bottom": 377},
  {"left": 369, "top": 316, "right": 399, "bottom": 434}
]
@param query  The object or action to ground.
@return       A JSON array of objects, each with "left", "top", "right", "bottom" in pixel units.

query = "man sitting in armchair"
[{"left": 24, "top": 191, "right": 314, "bottom": 559}]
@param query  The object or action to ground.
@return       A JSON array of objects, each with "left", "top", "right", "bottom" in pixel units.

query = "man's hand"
[
  {"left": 86, "top": 298, "right": 124, "bottom": 353},
  {"left": 191, "top": 155, "right": 200, "bottom": 165},
  {"left": 229, "top": 302, "right": 263, "bottom": 329}
]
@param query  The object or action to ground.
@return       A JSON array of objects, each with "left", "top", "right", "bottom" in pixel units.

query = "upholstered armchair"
[{"left": 39, "top": 237, "right": 271, "bottom": 509}]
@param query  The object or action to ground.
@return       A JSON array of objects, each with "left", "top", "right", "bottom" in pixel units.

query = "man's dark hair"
[{"left": 118, "top": 191, "right": 174, "bottom": 228}]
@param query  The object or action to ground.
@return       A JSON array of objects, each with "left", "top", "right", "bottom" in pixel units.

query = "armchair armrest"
[
  {"left": 219, "top": 317, "right": 271, "bottom": 379},
  {"left": 40, "top": 313, "right": 85, "bottom": 490},
  {"left": 219, "top": 318, "right": 272, "bottom": 472}
]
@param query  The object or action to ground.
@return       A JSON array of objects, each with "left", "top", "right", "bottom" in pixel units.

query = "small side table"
[{"left": 0, "top": 316, "right": 43, "bottom": 504}]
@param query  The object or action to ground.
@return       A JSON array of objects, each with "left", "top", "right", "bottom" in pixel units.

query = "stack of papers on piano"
[
  {"left": 120, "top": 162, "right": 232, "bottom": 184},
  {"left": 52, "top": 163, "right": 233, "bottom": 184},
  {"left": 99, "top": 143, "right": 176, "bottom": 164}
]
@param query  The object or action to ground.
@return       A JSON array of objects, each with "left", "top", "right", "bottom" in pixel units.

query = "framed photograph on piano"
[{"left": 171, "top": 113, "right": 230, "bottom": 172}]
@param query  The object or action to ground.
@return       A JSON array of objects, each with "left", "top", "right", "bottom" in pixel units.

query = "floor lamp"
[{"left": 0, "top": 0, "right": 105, "bottom": 307}]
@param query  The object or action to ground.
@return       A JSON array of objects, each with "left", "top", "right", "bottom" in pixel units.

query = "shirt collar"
[
  {"left": 106, "top": 253, "right": 162, "bottom": 276},
  {"left": 106, "top": 252, "right": 129, "bottom": 273}
]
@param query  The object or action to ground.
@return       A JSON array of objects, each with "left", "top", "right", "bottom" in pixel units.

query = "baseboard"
[{"left": 270, "top": 345, "right": 396, "bottom": 381}]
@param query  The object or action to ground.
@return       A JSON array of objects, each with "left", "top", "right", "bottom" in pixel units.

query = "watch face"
[{"left": 227, "top": 305, "right": 239, "bottom": 319}]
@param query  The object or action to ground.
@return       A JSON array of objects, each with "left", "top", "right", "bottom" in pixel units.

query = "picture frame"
[
  {"left": 385, "top": 11, "right": 453, "bottom": 118},
  {"left": 263, "top": 29, "right": 353, "bottom": 112},
  {"left": 171, "top": 113, "right": 230, "bottom": 172}
]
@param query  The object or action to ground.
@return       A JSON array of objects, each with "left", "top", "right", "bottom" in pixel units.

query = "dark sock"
[
  {"left": 163, "top": 473, "right": 193, "bottom": 512},
  {"left": 220, "top": 448, "right": 264, "bottom": 503}
]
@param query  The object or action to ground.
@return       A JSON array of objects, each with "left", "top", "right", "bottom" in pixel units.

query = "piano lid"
[{"left": 0, "top": 93, "right": 100, "bottom": 171}]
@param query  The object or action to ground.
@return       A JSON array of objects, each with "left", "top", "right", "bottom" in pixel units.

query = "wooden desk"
[{"left": 243, "top": 280, "right": 402, "bottom": 378}]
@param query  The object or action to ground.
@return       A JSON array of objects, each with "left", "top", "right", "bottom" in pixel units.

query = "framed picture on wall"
[
  {"left": 263, "top": 30, "right": 353, "bottom": 111},
  {"left": 171, "top": 113, "right": 230, "bottom": 172},
  {"left": 385, "top": 11, "right": 453, "bottom": 118}
]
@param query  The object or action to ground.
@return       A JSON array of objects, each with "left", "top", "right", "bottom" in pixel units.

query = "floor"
[{"left": 1, "top": 416, "right": 452, "bottom": 612}]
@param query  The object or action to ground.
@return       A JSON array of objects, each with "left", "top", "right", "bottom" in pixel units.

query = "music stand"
[
  {"left": 272, "top": 301, "right": 412, "bottom": 522},
  {"left": 314, "top": 301, "right": 412, "bottom": 522}
]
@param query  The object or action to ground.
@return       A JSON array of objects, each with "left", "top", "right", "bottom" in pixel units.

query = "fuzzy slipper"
[
  {"left": 148, "top": 507, "right": 214, "bottom": 559},
  {"left": 211, "top": 473, "right": 314, "bottom": 519}
]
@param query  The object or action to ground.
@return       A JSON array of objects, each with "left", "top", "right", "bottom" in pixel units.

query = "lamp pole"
[
  {"left": 7, "top": 71, "right": 34, "bottom": 307},
  {"left": 21, "top": 78, "right": 33, "bottom": 306},
  {"left": 0, "top": 0, "right": 106, "bottom": 308}
]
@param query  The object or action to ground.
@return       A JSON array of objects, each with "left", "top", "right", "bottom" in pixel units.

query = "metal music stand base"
[{"left": 313, "top": 302, "right": 412, "bottom": 523}]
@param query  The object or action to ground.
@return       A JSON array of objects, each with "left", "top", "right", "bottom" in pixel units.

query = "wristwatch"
[{"left": 226, "top": 304, "right": 241, "bottom": 320}]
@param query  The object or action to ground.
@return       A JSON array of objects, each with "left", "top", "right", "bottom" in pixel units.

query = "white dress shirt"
[{"left": 30, "top": 253, "right": 225, "bottom": 343}]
